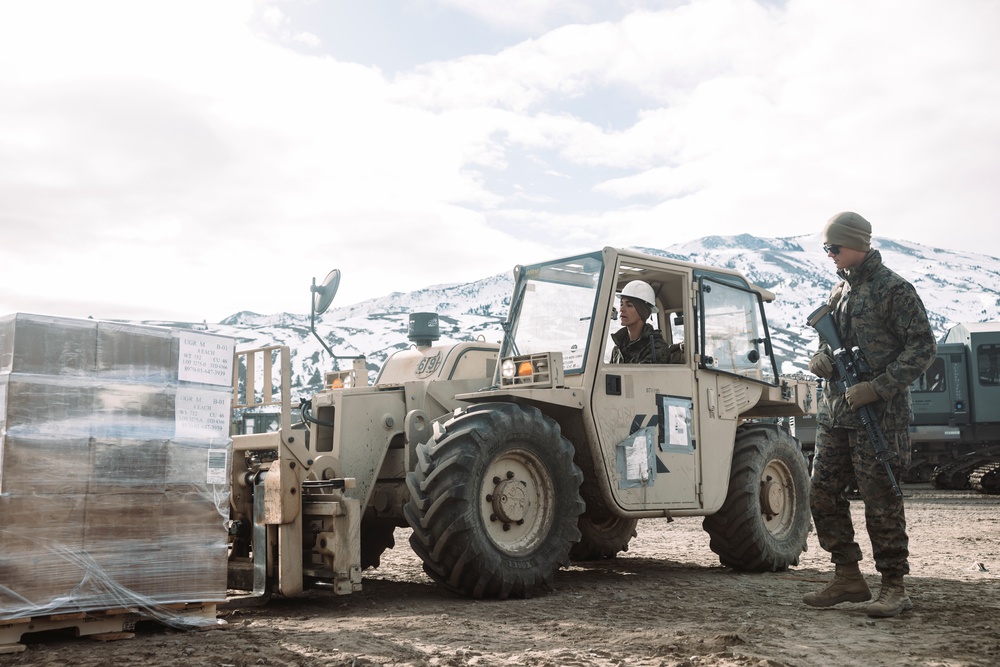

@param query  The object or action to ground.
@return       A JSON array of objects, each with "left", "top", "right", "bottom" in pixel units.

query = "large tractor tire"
[
  {"left": 404, "top": 402, "right": 585, "bottom": 599},
  {"left": 703, "top": 424, "right": 811, "bottom": 571},
  {"left": 569, "top": 516, "right": 639, "bottom": 561}
]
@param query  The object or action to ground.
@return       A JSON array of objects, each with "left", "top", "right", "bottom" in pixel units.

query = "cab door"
[
  {"left": 593, "top": 363, "right": 700, "bottom": 510},
  {"left": 693, "top": 274, "right": 779, "bottom": 511}
]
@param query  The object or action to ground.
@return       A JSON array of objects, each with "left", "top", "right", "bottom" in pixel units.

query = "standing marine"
[{"left": 804, "top": 211, "right": 936, "bottom": 618}]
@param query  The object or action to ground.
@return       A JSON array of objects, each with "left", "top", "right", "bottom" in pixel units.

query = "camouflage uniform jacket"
[
  {"left": 611, "top": 323, "right": 676, "bottom": 364},
  {"left": 816, "top": 250, "right": 936, "bottom": 431}
]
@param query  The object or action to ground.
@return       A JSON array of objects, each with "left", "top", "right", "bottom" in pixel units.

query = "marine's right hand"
[{"left": 808, "top": 351, "right": 834, "bottom": 379}]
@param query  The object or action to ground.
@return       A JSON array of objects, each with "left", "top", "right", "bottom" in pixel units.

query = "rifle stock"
[{"left": 807, "top": 304, "right": 903, "bottom": 497}]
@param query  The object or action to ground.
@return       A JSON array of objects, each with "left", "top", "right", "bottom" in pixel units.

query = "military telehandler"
[{"left": 226, "top": 247, "right": 816, "bottom": 600}]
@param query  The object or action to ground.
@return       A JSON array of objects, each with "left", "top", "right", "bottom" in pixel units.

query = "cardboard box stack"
[{"left": 0, "top": 313, "right": 235, "bottom": 621}]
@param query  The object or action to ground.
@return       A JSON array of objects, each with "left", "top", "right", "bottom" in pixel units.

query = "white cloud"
[
  {"left": 261, "top": 6, "right": 287, "bottom": 28},
  {"left": 0, "top": 0, "right": 997, "bottom": 323},
  {"left": 394, "top": 0, "right": 1000, "bottom": 249},
  {"left": 435, "top": 0, "right": 607, "bottom": 35},
  {"left": 293, "top": 31, "right": 321, "bottom": 47}
]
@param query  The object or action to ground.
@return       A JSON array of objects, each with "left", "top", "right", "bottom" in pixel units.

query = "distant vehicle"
[{"left": 909, "top": 322, "right": 1000, "bottom": 491}]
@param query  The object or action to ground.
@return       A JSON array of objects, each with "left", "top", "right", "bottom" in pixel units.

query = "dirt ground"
[{"left": 6, "top": 484, "right": 1000, "bottom": 667}]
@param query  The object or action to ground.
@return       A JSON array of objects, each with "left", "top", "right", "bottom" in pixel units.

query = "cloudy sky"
[{"left": 1, "top": 0, "right": 997, "bottom": 322}]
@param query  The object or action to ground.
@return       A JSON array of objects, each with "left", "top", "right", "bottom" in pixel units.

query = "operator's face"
[
  {"left": 619, "top": 297, "right": 642, "bottom": 327},
  {"left": 828, "top": 245, "right": 868, "bottom": 271}
]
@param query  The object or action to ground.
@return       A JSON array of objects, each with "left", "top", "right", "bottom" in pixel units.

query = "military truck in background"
[
  {"left": 795, "top": 321, "right": 1000, "bottom": 493},
  {"left": 226, "top": 247, "right": 818, "bottom": 601},
  {"left": 910, "top": 322, "right": 1000, "bottom": 491}
]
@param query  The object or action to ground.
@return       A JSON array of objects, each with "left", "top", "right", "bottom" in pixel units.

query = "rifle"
[{"left": 807, "top": 304, "right": 903, "bottom": 497}]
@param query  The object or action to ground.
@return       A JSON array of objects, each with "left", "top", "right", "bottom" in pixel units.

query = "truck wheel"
[
  {"left": 703, "top": 424, "right": 810, "bottom": 571},
  {"left": 404, "top": 402, "right": 584, "bottom": 599},
  {"left": 360, "top": 519, "right": 397, "bottom": 570},
  {"left": 569, "top": 516, "right": 638, "bottom": 560}
]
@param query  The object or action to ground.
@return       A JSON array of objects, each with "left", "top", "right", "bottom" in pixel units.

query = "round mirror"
[{"left": 312, "top": 269, "right": 341, "bottom": 315}]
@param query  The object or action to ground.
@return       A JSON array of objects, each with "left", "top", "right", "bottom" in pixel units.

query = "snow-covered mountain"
[{"left": 161, "top": 233, "right": 1000, "bottom": 395}]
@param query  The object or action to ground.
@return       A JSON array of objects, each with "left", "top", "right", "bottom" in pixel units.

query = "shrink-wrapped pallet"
[{"left": 0, "top": 313, "right": 234, "bottom": 623}]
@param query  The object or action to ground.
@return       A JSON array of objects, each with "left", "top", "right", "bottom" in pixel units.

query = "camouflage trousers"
[{"left": 810, "top": 425, "right": 910, "bottom": 577}]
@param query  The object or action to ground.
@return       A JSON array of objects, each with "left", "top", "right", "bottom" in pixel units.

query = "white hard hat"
[{"left": 620, "top": 280, "right": 657, "bottom": 313}]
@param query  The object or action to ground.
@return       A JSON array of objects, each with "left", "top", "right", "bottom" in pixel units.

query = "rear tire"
[
  {"left": 404, "top": 403, "right": 584, "bottom": 599},
  {"left": 703, "top": 424, "right": 811, "bottom": 571},
  {"left": 569, "top": 516, "right": 639, "bottom": 560}
]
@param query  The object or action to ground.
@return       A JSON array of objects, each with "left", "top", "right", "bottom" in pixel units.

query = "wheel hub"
[
  {"left": 492, "top": 478, "right": 528, "bottom": 523},
  {"left": 761, "top": 476, "right": 786, "bottom": 517},
  {"left": 480, "top": 449, "right": 556, "bottom": 555}
]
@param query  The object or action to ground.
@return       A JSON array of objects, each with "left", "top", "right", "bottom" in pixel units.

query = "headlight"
[
  {"left": 325, "top": 370, "right": 356, "bottom": 390},
  {"left": 499, "top": 352, "right": 564, "bottom": 388}
]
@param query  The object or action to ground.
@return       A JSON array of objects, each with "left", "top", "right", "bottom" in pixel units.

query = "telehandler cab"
[{"left": 227, "top": 247, "right": 816, "bottom": 600}]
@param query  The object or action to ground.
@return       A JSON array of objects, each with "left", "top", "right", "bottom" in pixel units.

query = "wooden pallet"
[{"left": 0, "top": 602, "right": 220, "bottom": 654}]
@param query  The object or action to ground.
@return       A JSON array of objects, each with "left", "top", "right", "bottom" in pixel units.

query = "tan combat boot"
[
  {"left": 867, "top": 576, "right": 913, "bottom": 618},
  {"left": 803, "top": 563, "right": 872, "bottom": 607}
]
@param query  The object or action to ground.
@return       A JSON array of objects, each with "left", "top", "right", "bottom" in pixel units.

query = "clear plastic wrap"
[{"left": 0, "top": 314, "right": 234, "bottom": 625}]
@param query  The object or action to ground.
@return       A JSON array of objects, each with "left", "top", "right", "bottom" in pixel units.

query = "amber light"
[
  {"left": 517, "top": 361, "right": 534, "bottom": 377},
  {"left": 331, "top": 378, "right": 344, "bottom": 389}
]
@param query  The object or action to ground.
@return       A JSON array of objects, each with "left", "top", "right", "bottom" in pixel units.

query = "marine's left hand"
[{"left": 845, "top": 381, "right": 879, "bottom": 409}]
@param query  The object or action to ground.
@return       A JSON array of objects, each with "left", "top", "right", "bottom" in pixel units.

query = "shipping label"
[
  {"left": 178, "top": 332, "right": 234, "bottom": 386},
  {"left": 176, "top": 388, "right": 232, "bottom": 439}
]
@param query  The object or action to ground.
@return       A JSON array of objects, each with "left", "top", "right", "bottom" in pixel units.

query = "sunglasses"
[{"left": 823, "top": 244, "right": 842, "bottom": 255}]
